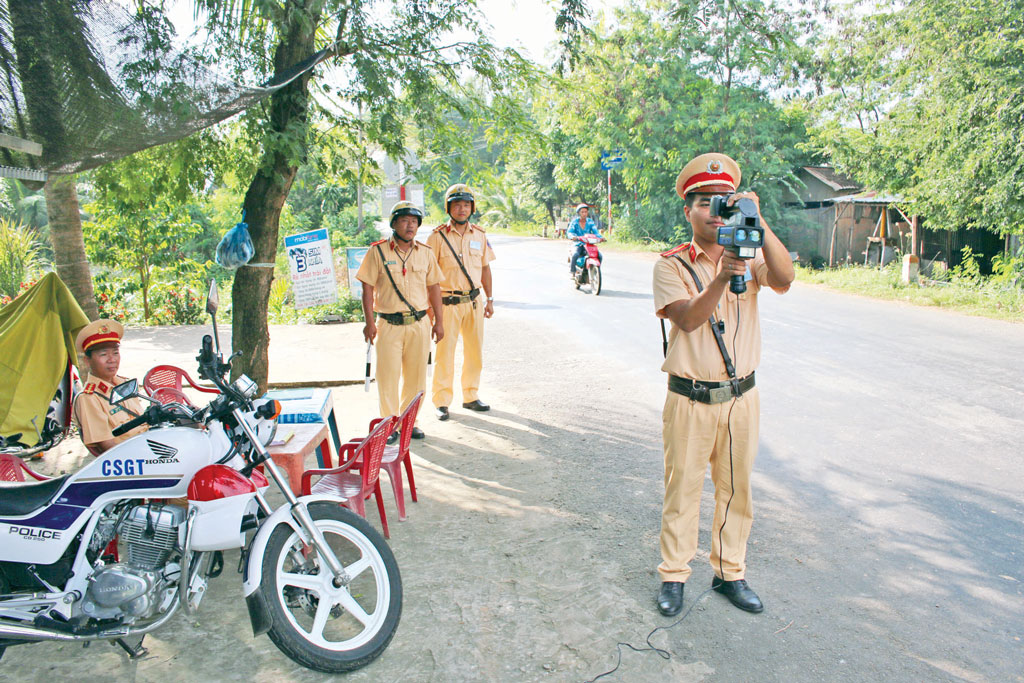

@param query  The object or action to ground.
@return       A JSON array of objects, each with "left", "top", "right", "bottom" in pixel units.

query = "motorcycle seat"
[{"left": 0, "top": 476, "right": 69, "bottom": 517}]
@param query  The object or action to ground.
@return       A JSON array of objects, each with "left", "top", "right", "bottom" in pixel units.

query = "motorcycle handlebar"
[{"left": 112, "top": 407, "right": 154, "bottom": 437}]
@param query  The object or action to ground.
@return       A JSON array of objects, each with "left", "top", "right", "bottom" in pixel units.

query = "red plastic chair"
[
  {"left": 301, "top": 415, "right": 397, "bottom": 538},
  {"left": 143, "top": 365, "right": 219, "bottom": 407},
  {"left": 0, "top": 452, "right": 51, "bottom": 482},
  {"left": 350, "top": 392, "right": 423, "bottom": 522},
  {"left": 149, "top": 386, "right": 192, "bottom": 406}
]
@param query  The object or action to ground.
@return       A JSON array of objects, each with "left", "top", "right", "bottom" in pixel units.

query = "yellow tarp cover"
[{"left": 0, "top": 273, "right": 89, "bottom": 446}]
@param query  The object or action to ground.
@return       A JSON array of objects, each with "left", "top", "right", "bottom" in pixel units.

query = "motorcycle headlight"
[{"left": 232, "top": 375, "right": 259, "bottom": 399}]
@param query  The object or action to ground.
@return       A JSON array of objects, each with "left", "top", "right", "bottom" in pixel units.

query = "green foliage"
[
  {"left": 0, "top": 218, "right": 46, "bottom": 298},
  {"left": 527, "top": 3, "right": 815, "bottom": 243},
  {"left": 796, "top": 262, "right": 1024, "bottom": 321},
  {"left": 809, "top": 0, "right": 1024, "bottom": 235}
]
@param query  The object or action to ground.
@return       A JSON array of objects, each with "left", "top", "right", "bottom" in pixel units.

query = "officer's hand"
[
  {"left": 484, "top": 300, "right": 494, "bottom": 318},
  {"left": 728, "top": 191, "right": 762, "bottom": 216},
  {"left": 363, "top": 320, "right": 377, "bottom": 343},
  {"left": 432, "top": 321, "right": 444, "bottom": 343},
  {"left": 717, "top": 251, "right": 748, "bottom": 283}
]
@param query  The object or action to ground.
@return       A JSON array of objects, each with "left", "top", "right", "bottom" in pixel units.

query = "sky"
[{"left": 165, "top": 0, "right": 628, "bottom": 66}]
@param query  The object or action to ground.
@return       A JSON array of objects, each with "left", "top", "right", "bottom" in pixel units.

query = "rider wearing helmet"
[
  {"left": 357, "top": 200, "right": 444, "bottom": 442},
  {"left": 426, "top": 183, "right": 496, "bottom": 420},
  {"left": 567, "top": 203, "right": 602, "bottom": 275}
]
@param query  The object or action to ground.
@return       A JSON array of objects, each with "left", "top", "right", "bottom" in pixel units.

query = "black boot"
[
  {"left": 656, "top": 581, "right": 684, "bottom": 616},
  {"left": 711, "top": 576, "right": 763, "bottom": 613}
]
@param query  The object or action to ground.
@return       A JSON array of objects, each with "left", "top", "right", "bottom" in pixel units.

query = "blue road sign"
[{"left": 600, "top": 149, "right": 625, "bottom": 170}]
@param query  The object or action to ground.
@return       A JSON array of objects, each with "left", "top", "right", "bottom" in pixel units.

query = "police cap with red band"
[
  {"left": 75, "top": 319, "right": 124, "bottom": 354},
  {"left": 675, "top": 153, "right": 742, "bottom": 198}
]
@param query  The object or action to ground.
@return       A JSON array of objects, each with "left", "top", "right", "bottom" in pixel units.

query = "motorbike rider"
[
  {"left": 72, "top": 319, "right": 148, "bottom": 454},
  {"left": 567, "top": 203, "right": 602, "bottom": 276}
]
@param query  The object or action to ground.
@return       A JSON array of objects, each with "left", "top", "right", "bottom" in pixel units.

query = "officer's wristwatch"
[{"left": 486, "top": 297, "right": 494, "bottom": 302}]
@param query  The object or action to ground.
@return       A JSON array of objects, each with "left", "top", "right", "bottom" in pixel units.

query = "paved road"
[
  {"left": 5, "top": 232, "right": 1021, "bottom": 681},
  {"left": 487, "top": 233, "right": 1024, "bottom": 681}
]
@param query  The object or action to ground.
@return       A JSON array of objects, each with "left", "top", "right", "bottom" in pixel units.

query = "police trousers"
[
  {"left": 658, "top": 386, "right": 760, "bottom": 583},
  {"left": 376, "top": 316, "right": 430, "bottom": 424},
  {"left": 432, "top": 299, "right": 485, "bottom": 408}
]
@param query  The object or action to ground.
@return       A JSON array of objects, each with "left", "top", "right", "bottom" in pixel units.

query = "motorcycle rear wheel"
[
  {"left": 588, "top": 264, "right": 602, "bottom": 295},
  {"left": 261, "top": 502, "right": 402, "bottom": 673}
]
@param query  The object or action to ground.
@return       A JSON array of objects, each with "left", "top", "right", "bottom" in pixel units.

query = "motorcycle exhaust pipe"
[{"left": 0, "top": 621, "right": 83, "bottom": 642}]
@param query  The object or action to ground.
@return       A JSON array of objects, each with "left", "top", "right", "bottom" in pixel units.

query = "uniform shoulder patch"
[
  {"left": 370, "top": 238, "right": 387, "bottom": 246},
  {"left": 83, "top": 383, "right": 95, "bottom": 394},
  {"left": 432, "top": 224, "right": 446, "bottom": 233},
  {"left": 417, "top": 240, "right": 432, "bottom": 249},
  {"left": 472, "top": 223, "right": 486, "bottom": 233},
  {"left": 661, "top": 242, "right": 691, "bottom": 258}
]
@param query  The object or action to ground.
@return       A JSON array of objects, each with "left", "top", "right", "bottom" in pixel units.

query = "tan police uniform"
[
  {"left": 654, "top": 152, "right": 791, "bottom": 585},
  {"left": 356, "top": 238, "right": 442, "bottom": 422},
  {"left": 73, "top": 374, "right": 148, "bottom": 448},
  {"left": 426, "top": 221, "right": 496, "bottom": 409}
]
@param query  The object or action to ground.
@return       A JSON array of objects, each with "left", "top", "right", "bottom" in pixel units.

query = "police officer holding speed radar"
[
  {"left": 652, "top": 153, "right": 794, "bottom": 617},
  {"left": 357, "top": 201, "right": 444, "bottom": 443}
]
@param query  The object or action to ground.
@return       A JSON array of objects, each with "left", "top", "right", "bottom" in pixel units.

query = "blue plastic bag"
[{"left": 215, "top": 213, "right": 255, "bottom": 269}]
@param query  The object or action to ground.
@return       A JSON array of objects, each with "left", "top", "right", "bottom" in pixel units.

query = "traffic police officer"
[
  {"left": 652, "top": 153, "right": 794, "bottom": 616},
  {"left": 73, "top": 319, "right": 148, "bottom": 454},
  {"left": 426, "top": 184, "right": 495, "bottom": 420},
  {"left": 357, "top": 201, "right": 444, "bottom": 441}
]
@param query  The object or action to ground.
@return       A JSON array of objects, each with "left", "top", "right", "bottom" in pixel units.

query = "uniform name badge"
[
  {"left": 744, "top": 266, "right": 752, "bottom": 282},
  {"left": 469, "top": 240, "right": 482, "bottom": 251}
]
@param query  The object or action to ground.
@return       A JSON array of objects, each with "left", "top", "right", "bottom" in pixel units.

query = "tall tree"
[
  {"left": 809, "top": 0, "right": 1024, "bottom": 235},
  {"left": 194, "top": 0, "right": 540, "bottom": 389}
]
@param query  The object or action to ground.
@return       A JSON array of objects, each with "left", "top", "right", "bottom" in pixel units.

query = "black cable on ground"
[{"left": 584, "top": 587, "right": 714, "bottom": 683}]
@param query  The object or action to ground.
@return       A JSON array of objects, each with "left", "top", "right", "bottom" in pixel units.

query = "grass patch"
[{"left": 796, "top": 264, "right": 1024, "bottom": 322}]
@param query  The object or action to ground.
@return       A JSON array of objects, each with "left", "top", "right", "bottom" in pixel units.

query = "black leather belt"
[
  {"left": 668, "top": 373, "right": 755, "bottom": 404},
  {"left": 442, "top": 289, "right": 479, "bottom": 305},
  {"left": 379, "top": 310, "right": 426, "bottom": 325}
]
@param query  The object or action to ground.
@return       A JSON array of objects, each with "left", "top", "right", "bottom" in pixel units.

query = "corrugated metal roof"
[
  {"left": 801, "top": 166, "right": 860, "bottom": 192},
  {"left": 830, "top": 190, "right": 903, "bottom": 205}
]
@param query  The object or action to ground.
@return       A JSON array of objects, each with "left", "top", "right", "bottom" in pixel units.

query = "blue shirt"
[{"left": 567, "top": 216, "right": 601, "bottom": 243}]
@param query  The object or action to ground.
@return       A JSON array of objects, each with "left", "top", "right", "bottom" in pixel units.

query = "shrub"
[{"left": 0, "top": 218, "right": 44, "bottom": 298}]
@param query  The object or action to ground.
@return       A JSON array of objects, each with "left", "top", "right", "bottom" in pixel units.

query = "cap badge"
[
  {"left": 99, "top": 324, "right": 109, "bottom": 334},
  {"left": 707, "top": 160, "right": 723, "bottom": 174}
]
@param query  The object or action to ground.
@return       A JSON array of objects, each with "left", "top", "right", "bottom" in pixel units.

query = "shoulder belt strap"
[
  {"left": 661, "top": 256, "right": 740, "bottom": 395},
  {"left": 437, "top": 229, "right": 480, "bottom": 295},
  {"left": 375, "top": 243, "right": 418, "bottom": 316}
]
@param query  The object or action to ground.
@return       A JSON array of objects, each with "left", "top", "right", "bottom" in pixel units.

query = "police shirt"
[
  {"left": 73, "top": 374, "right": 148, "bottom": 446},
  {"left": 653, "top": 241, "right": 789, "bottom": 382},
  {"left": 426, "top": 222, "right": 496, "bottom": 292},
  {"left": 356, "top": 238, "right": 442, "bottom": 314}
]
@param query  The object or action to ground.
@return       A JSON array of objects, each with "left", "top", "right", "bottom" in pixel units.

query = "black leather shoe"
[
  {"left": 657, "top": 581, "right": 684, "bottom": 616},
  {"left": 410, "top": 426, "right": 425, "bottom": 439},
  {"left": 386, "top": 432, "right": 399, "bottom": 445},
  {"left": 436, "top": 406, "right": 450, "bottom": 421},
  {"left": 462, "top": 399, "right": 490, "bottom": 412},
  {"left": 711, "top": 577, "right": 763, "bottom": 613}
]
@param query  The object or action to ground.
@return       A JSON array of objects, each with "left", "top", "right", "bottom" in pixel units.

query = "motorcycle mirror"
[
  {"left": 205, "top": 279, "right": 219, "bottom": 316},
  {"left": 109, "top": 378, "right": 139, "bottom": 405}
]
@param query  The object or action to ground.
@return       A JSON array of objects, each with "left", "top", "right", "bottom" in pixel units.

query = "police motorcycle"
[
  {"left": 0, "top": 283, "right": 401, "bottom": 673},
  {"left": 570, "top": 233, "right": 605, "bottom": 296}
]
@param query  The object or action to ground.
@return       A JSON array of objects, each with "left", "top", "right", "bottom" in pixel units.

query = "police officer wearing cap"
[
  {"left": 357, "top": 201, "right": 444, "bottom": 441},
  {"left": 73, "top": 319, "right": 148, "bottom": 454},
  {"left": 652, "top": 153, "right": 794, "bottom": 617},
  {"left": 426, "top": 184, "right": 496, "bottom": 421}
]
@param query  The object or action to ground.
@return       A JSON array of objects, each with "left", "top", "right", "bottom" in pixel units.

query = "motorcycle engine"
[{"left": 82, "top": 504, "right": 186, "bottom": 621}]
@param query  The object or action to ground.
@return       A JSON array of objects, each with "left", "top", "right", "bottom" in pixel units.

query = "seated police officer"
[{"left": 72, "top": 319, "right": 148, "bottom": 454}]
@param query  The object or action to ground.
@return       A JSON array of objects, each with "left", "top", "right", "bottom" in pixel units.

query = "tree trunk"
[
  {"left": 230, "top": 1, "right": 323, "bottom": 391},
  {"left": 44, "top": 174, "right": 98, "bottom": 320}
]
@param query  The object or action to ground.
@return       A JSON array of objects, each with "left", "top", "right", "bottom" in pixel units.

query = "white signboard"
[
  {"left": 284, "top": 228, "right": 337, "bottom": 309},
  {"left": 346, "top": 247, "right": 369, "bottom": 298},
  {"left": 381, "top": 183, "right": 425, "bottom": 218}
]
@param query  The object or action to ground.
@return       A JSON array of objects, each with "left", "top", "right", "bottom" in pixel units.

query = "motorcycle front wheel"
[
  {"left": 261, "top": 502, "right": 402, "bottom": 673},
  {"left": 588, "top": 264, "right": 602, "bottom": 295}
]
